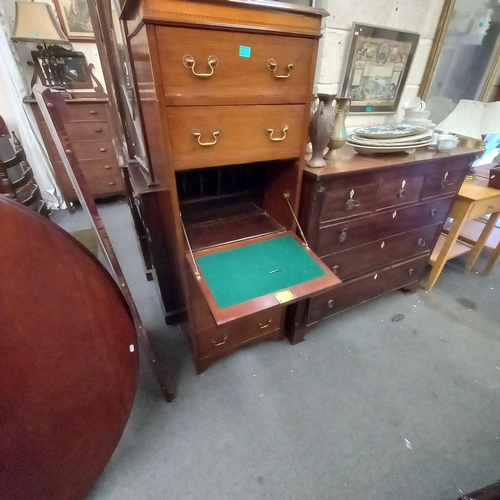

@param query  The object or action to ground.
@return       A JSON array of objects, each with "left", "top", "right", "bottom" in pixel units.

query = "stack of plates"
[
  {"left": 347, "top": 124, "right": 434, "bottom": 155},
  {"left": 401, "top": 97, "right": 435, "bottom": 127}
]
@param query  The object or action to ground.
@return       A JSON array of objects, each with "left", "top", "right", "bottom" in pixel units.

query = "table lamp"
[
  {"left": 436, "top": 99, "right": 500, "bottom": 177},
  {"left": 11, "top": 1, "right": 72, "bottom": 89}
]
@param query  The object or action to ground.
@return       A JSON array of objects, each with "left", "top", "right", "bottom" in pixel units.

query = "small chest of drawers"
[
  {"left": 286, "top": 146, "right": 480, "bottom": 344},
  {"left": 28, "top": 98, "right": 124, "bottom": 204}
]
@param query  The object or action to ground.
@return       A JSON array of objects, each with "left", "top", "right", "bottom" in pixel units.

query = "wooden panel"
[
  {"left": 196, "top": 307, "right": 283, "bottom": 357},
  {"left": 323, "top": 223, "right": 442, "bottom": 281},
  {"left": 320, "top": 183, "right": 379, "bottom": 223},
  {"left": 307, "top": 255, "right": 429, "bottom": 325},
  {"left": 0, "top": 197, "right": 137, "bottom": 500},
  {"left": 375, "top": 175, "right": 425, "bottom": 209},
  {"left": 167, "top": 105, "right": 304, "bottom": 170},
  {"left": 429, "top": 233, "right": 471, "bottom": 264},
  {"left": 156, "top": 26, "right": 313, "bottom": 106},
  {"left": 316, "top": 197, "right": 455, "bottom": 256},
  {"left": 132, "top": 0, "right": 326, "bottom": 37}
]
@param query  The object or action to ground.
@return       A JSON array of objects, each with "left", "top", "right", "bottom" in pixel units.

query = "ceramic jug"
[
  {"left": 307, "top": 93, "right": 335, "bottom": 168},
  {"left": 324, "top": 97, "right": 351, "bottom": 159}
]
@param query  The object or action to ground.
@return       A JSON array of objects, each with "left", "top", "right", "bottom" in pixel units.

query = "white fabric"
[{"left": 0, "top": 2, "right": 64, "bottom": 209}]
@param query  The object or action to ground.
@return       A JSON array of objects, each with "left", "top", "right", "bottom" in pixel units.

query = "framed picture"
[
  {"left": 340, "top": 23, "right": 420, "bottom": 114},
  {"left": 54, "top": 0, "right": 95, "bottom": 42}
]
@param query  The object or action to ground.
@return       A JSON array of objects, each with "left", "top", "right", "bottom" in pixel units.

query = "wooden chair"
[{"left": 0, "top": 116, "right": 48, "bottom": 216}]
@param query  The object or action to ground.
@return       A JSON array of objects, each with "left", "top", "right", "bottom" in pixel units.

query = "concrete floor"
[{"left": 53, "top": 200, "right": 500, "bottom": 500}]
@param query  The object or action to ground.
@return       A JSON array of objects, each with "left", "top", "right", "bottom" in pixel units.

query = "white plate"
[
  {"left": 348, "top": 139, "right": 434, "bottom": 155},
  {"left": 348, "top": 132, "right": 432, "bottom": 146},
  {"left": 354, "top": 124, "right": 428, "bottom": 139}
]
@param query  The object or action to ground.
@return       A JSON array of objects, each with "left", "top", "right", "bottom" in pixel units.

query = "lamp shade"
[
  {"left": 11, "top": 2, "right": 70, "bottom": 45},
  {"left": 436, "top": 100, "right": 500, "bottom": 141}
]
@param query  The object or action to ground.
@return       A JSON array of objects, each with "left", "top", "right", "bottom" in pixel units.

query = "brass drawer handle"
[
  {"left": 488, "top": 205, "right": 496, "bottom": 212},
  {"left": 183, "top": 54, "right": 218, "bottom": 77},
  {"left": 266, "top": 126, "right": 288, "bottom": 142},
  {"left": 94, "top": 127, "right": 103, "bottom": 133},
  {"left": 327, "top": 299, "right": 334, "bottom": 309},
  {"left": 408, "top": 268, "right": 414, "bottom": 276},
  {"left": 89, "top": 110, "right": 97, "bottom": 115},
  {"left": 108, "top": 182, "right": 115, "bottom": 186},
  {"left": 441, "top": 180, "right": 453, "bottom": 189},
  {"left": 331, "top": 265, "right": 339, "bottom": 274},
  {"left": 211, "top": 334, "right": 228, "bottom": 346},
  {"left": 339, "top": 228, "right": 348, "bottom": 243},
  {"left": 418, "top": 238, "right": 426, "bottom": 247},
  {"left": 397, "top": 189, "right": 406, "bottom": 199},
  {"left": 104, "top": 164, "right": 111, "bottom": 169},
  {"left": 100, "top": 148, "right": 107, "bottom": 152},
  {"left": 345, "top": 198, "right": 360, "bottom": 210},
  {"left": 267, "top": 59, "right": 294, "bottom": 79},
  {"left": 191, "top": 130, "right": 221, "bottom": 146},
  {"left": 258, "top": 319, "right": 273, "bottom": 329},
  {"left": 430, "top": 208, "right": 437, "bottom": 217}
]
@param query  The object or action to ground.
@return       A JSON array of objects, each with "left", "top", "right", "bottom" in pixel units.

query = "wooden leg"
[
  {"left": 465, "top": 212, "right": 500, "bottom": 274},
  {"left": 426, "top": 202, "right": 469, "bottom": 292},
  {"left": 485, "top": 236, "right": 500, "bottom": 275}
]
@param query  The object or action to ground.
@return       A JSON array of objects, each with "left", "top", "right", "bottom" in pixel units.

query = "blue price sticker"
[
  {"left": 366, "top": 106, "right": 372, "bottom": 112},
  {"left": 239, "top": 45, "right": 251, "bottom": 58}
]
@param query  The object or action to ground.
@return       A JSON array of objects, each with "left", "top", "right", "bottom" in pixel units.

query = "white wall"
[
  {"left": 0, "top": 64, "right": 18, "bottom": 134},
  {"left": 314, "top": 0, "right": 446, "bottom": 128}
]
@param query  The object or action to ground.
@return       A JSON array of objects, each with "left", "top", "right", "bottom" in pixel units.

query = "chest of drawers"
[
  {"left": 29, "top": 98, "right": 124, "bottom": 205},
  {"left": 286, "top": 146, "right": 480, "bottom": 344},
  {"left": 121, "top": 0, "right": 338, "bottom": 372}
]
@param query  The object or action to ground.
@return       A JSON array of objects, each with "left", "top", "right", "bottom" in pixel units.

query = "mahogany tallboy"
[
  {"left": 120, "top": 0, "right": 340, "bottom": 372},
  {"left": 286, "top": 146, "right": 480, "bottom": 343}
]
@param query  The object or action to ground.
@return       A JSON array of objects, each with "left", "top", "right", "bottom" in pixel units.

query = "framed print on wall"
[
  {"left": 54, "top": 0, "right": 95, "bottom": 42},
  {"left": 340, "top": 23, "right": 420, "bottom": 113}
]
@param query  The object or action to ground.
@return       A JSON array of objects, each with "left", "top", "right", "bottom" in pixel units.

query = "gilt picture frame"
[
  {"left": 340, "top": 23, "right": 420, "bottom": 114},
  {"left": 54, "top": 0, "right": 95, "bottom": 42}
]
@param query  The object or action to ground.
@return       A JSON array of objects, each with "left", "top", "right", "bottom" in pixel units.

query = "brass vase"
[
  {"left": 324, "top": 97, "right": 351, "bottom": 159},
  {"left": 307, "top": 93, "right": 335, "bottom": 168}
]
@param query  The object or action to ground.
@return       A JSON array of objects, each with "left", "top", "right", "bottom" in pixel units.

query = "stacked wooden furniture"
[
  {"left": 120, "top": 0, "right": 340, "bottom": 372},
  {"left": 27, "top": 97, "right": 124, "bottom": 204},
  {"left": 286, "top": 145, "right": 480, "bottom": 344}
]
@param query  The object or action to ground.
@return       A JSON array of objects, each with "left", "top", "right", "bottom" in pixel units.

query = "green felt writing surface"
[{"left": 196, "top": 235, "right": 326, "bottom": 309}]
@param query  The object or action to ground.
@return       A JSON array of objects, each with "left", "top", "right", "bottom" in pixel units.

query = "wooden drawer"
[
  {"left": 156, "top": 27, "right": 313, "bottom": 106},
  {"left": 320, "top": 183, "right": 378, "bottom": 223},
  {"left": 42, "top": 121, "right": 113, "bottom": 143},
  {"left": 322, "top": 223, "right": 441, "bottom": 281},
  {"left": 48, "top": 140, "right": 116, "bottom": 161},
  {"left": 167, "top": 105, "right": 304, "bottom": 170},
  {"left": 196, "top": 306, "right": 283, "bottom": 358},
  {"left": 375, "top": 175, "right": 425, "bottom": 210},
  {"left": 60, "top": 171, "right": 123, "bottom": 198},
  {"left": 468, "top": 196, "right": 500, "bottom": 219},
  {"left": 56, "top": 158, "right": 120, "bottom": 177},
  {"left": 316, "top": 197, "right": 454, "bottom": 256},
  {"left": 33, "top": 102, "right": 109, "bottom": 123},
  {"left": 421, "top": 164, "right": 465, "bottom": 199},
  {"left": 307, "top": 255, "right": 429, "bottom": 325}
]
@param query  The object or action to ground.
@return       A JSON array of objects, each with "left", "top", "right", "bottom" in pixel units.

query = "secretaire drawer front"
[
  {"left": 167, "top": 105, "right": 304, "bottom": 170},
  {"left": 322, "top": 223, "right": 442, "bottom": 281},
  {"left": 316, "top": 197, "right": 454, "bottom": 256},
  {"left": 320, "top": 183, "right": 378, "bottom": 223},
  {"left": 197, "top": 307, "right": 283, "bottom": 358},
  {"left": 421, "top": 165, "right": 465, "bottom": 199},
  {"left": 307, "top": 255, "right": 429, "bottom": 325},
  {"left": 42, "top": 122, "right": 113, "bottom": 143},
  {"left": 48, "top": 141, "right": 116, "bottom": 161},
  {"left": 375, "top": 175, "right": 425, "bottom": 209},
  {"left": 156, "top": 27, "right": 313, "bottom": 106}
]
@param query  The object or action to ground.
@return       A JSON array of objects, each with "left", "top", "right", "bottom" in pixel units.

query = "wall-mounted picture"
[
  {"left": 340, "top": 23, "right": 420, "bottom": 113},
  {"left": 54, "top": 0, "right": 94, "bottom": 42}
]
